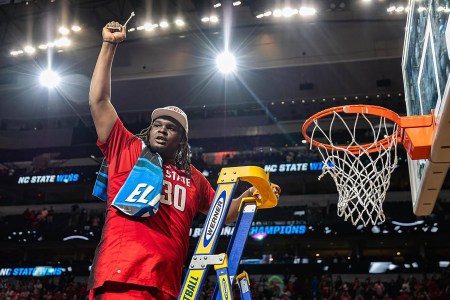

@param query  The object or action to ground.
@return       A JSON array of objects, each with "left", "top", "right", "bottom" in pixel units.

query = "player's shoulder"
[
  {"left": 189, "top": 164, "right": 202, "bottom": 177},
  {"left": 189, "top": 165, "right": 208, "bottom": 183}
]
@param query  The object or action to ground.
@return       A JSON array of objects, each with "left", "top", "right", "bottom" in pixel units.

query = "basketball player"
[{"left": 87, "top": 22, "right": 280, "bottom": 300}]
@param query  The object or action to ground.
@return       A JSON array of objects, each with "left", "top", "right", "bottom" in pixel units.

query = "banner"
[
  {"left": 189, "top": 224, "right": 307, "bottom": 238},
  {"left": 264, "top": 162, "right": 331, "bottom": 173},
  {"left": 0, "top": 266, "right": 64, "bottom": 277},
  {"left": 17, "top": 173, "right": 79, "bottom": 184}
]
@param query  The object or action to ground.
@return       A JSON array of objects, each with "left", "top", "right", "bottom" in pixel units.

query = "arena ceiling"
[{"left": 0, "top": 0, "right": 408, "bottom": 120}]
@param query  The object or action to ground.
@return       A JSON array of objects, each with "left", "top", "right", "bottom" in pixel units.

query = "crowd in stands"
[
  {"left": 0, "top": 274, "right": 87, "bottom": 300},
  {"left": 0, "top": 270, "right": 449, "bottom": 300},
  {"left": 19, "top": 205, "right": 103, "bottom": 234},
  {"left": 194, "top": 271, "right": 450, "bottom": 300}
]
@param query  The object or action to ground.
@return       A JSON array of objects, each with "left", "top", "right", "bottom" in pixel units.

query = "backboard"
[{"left": 402, "top": 0, "right": 450, "bottom": 215}]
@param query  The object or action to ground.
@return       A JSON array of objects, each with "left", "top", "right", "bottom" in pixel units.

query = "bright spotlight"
[
  {"left": 71, "top": 25, "right": 81, "bottom": 32},
  {"left": 273, "top": 9, "right": 282, "bottom": 17},
  {"left": 216, "top": 51, "right": 236, "bottom": 74},
  {"left": 144, "top": 23, "right": 153, "bottom": 31},
  {"left": 299, "top": 7, "right": 317, "bottom": 16},
  {"left": 39, "top": 69, "right": 60, "bottom": 88},
  {"left": 210, "top": 15, "right": 219, "bottom": 22},
  {"left": 24, "top": 45, "right": 36, "bottom": 54},
  {"left": 54, "top": 37, "right": 71, "bottom": 47},
  {"left": 160, "top": 21, "right": 169, "bottom": 28},
  {"left": 58, "top": 26, "right": 70, "bottom": 35},
  {"left": 175, "top": 19, "right": 185, "bottom": 26}
]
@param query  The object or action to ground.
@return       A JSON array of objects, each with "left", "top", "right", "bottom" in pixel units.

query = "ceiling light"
[
  {"left": 175, "top": 19, "right": 185, "bottom": 26},
  {"left": 58, "top": 26, "right": 70, "bottom": 35},
  {"left": 144, "top": 23, "right": 153, "bottom": 31},
  {"left": 299, "top": 7, "right": 317, "bottom": 16},
  {"left": 54, "top": 37, "right": 71, "bottom": 47},
  {"left": 39, "top": 69, "right": 60, "bottom": 88},
  {"left": 24, "top": 45, "right": 36, "bottom": 54},
  {"left": 395, "top": 6, "right": 405, "bottom": 12},
  {"left": 216, "top": 51, "right": 236, "bottom": 74},
  {"left": 282, "top": 7, "right": 296, "bottom": 17}
]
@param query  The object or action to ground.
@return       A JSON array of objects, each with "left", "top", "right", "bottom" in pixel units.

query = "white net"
[{"left": 309, "top": 111, "right": 399, "bottom": 226}]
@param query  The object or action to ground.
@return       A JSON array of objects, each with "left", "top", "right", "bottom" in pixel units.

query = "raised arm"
[{"left": 89, "top": 22, "right": 126, "bottom": 143}]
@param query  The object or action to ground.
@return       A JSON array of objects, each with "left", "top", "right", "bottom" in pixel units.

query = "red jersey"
[{"left": 88, "top": 119, "right": 215, "bottom": 298}]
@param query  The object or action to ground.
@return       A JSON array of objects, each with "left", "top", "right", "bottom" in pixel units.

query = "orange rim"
[{"left": 302, "top": 105, "right": 432, "bottom": 154}]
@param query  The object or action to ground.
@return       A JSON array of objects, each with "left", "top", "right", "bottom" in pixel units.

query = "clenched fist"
[{"left": 102, "top": 21, "right": 126, "bottom": 44}]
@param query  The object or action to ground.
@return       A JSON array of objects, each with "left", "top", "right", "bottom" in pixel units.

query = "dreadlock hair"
[{"left": 131, "top": 123, "right": 192, "bottom": 178}]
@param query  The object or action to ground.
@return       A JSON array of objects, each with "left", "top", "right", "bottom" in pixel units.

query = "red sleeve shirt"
[{"left": 88, "top": 119, "right": 215, "bottom": 298}]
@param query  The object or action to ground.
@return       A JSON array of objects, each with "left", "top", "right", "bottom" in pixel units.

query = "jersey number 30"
[{"left": 161, "top": 180, "right": 186, "bottom": 212}]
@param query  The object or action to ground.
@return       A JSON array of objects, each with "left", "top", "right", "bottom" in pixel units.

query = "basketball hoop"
[{"left": 302, "top": 105, "right": 433, "bottom": 226}]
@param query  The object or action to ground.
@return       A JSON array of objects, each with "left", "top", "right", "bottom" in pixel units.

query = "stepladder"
[{"left": 178, "top": 166, "right": 278, "bottom": 300}]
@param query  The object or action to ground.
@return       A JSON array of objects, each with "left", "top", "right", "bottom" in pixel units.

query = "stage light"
[
  {"left": 233, "top": 1, "right": 241, "bottom": 6},
  {"left": 58, "top": 26, "right": 70, "bottom": 35},
  {"left": 160, "top": 21, "right": 169, "bottom": 28},
  {"left": 256, "top": 14, "right": 264, "bottom": 18},
  {"left": 39, "top": 69, "right": 60, "bottom": 88},
  {"left": 175, "top": 19, "right": 185, "bottom": 26},
  {"left": 71, "top": 25, "right": 81, "bottom": 32},
  {"left": 201, "top": 17, "right": 210, "bottom": 22},
  {"left": 417, "top": 6, "right": 426, "bottom": 12},
  {"left": 24, "top": 45, "right": 36, "bottom": 54},
  {"left": 216, "top": 51, "right": 236, "bottom": 74},
  {"left": 54, "top": 37, "right": 71, "bottom": 47},
  {"left": 299, "top": 7, "right": 317, "bottom": 16},
  {"left": 128, "top": 28, "right": 135, "bottom": 32},
  {"left": 395, "top": 5, "right": 404, "bottom": 12},
  {"left": 213, "top": 3, "right": 221, "bottom": 8},
  {"left": 273, "top": 9, "right": 282, "bottom": 17},
  {"left": 38, "top": 44, "right": 47, "bottom": 50},
  {"left": 144, "top": 23, "right": 153, "bottom": 31},
  {"left": 210, "top": 15, "right": 219, "bottom": 22}
]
